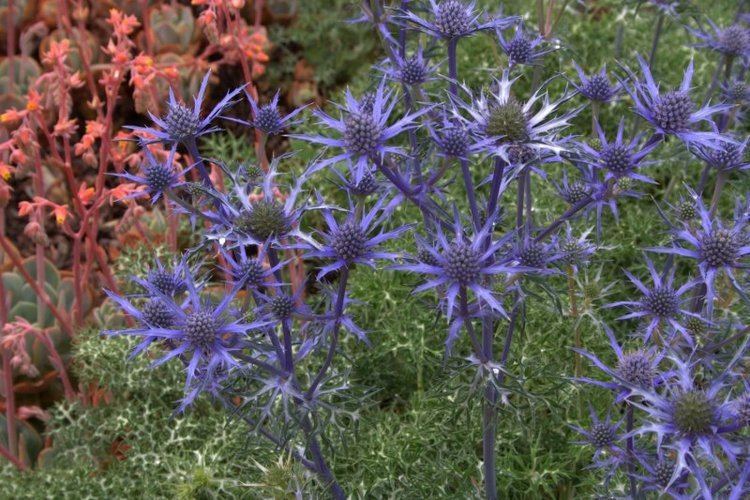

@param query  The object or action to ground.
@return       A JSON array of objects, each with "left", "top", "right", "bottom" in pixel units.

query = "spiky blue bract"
[
  {"left": 624, "top": 56, "right": 731, "bottom": 150},
  {"left": 399, "top": 0, "right": 518, "bottom": 40},
  {"left": 291, "top": 79, "right": 430, "bottom": 182}
]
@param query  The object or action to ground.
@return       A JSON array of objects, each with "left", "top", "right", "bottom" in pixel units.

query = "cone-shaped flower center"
[
  {"left": 185, "top": 311, "right": 218, "bottom": 349},
  {"left": 700, "top": 229, "right": 738, "bottom": 267},
  {"left": 644, "top": 287, "right": 679, "bottom": 318},
  {"left": 142, "top": 299, "right": 175, "bottom": 328},
  {"left": 435, "top": 0, "right": 470, "bottom": 37},
  {"left": 236, "top": 200, "right": 291, "bottom": 240},
  {"left": 673, "top": 391, "right": 714, "bottom": 435},
  {"left": 344, "top": 112, "right": 382, "bottom": 155},
  {"left": 164, "top": 102, "right": 199, "bottom": 141},
  {"left": 653, "top": 91, "right": 693, "bottom": 131},
  {"left": 332, "top": 222, "right": 367, "bottom": 262},
  {"left": 616, "top": 351, "right": 654, "bottom": 388},
  {"left": 486, "top": 99, "right": 529, "bottom": 142},
  {"left": 445, "top": 242, "right": 481, "bottom": 286}
]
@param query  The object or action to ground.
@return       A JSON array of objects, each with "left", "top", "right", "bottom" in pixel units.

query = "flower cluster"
[{"left": 100, "top": 1, "right": 750, "bottom": 498}]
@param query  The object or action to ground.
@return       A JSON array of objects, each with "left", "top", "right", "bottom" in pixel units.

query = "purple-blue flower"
[
  {"left": 692, "top": 135, "right": 750, "bottom": 173},
  {"left": 399, "top": 0, "right": 517, "bottom": 40},
  {"left": 105, "top": 268, "right": 254, "bottom": 409},
  {"left": 304, "top": 197, "right": 409, "bottom": 280},
  {"left": 114, "top": 146, "right": 186, "bottom": 203},
  {"left": 291, "top": 79, "right": 429, "bottom": 181},
  {"left": 605, "top": 256, "right": 700, "bottom": 343},
  {"left": 648, "top": 196, "right": 750, "bottom": 319},
  {"left": 454, "top": 69, "right": 578, "bottom": 161},
  {"left": 128, "top": 71, "right": 244, "bottom": 146},
  {"left": 579, "top": 120, "right": 659, "bottom": 184},
  {"left": 496, "top": 23, "right": 553, "bottom": 68},
  {"left": 575, "top": 322, "right": 665, "bottom": 402},
  {"left": 377, "top": 45, "right": 437, "bottom": 87},
  {"left": 394, "top": 213, "right": 514, "bottom": 319},
  {"left": 570, "top": 62, "right": 622, "bottom": 103},
  {"left": 625, "top": 56, "right": 731, "bottom": 150},
  {"left": 225, "top": 90, "right": 305, "bottom": 136},
  {"left": 689, "top": 20, "right": 750, "bottom": 59}
]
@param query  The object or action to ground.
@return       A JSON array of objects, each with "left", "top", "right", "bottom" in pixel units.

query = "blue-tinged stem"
[
  {"left": 647, "top": 12, "right": 665, "bottom": 69},
  {"left": 459, "top": 288, "right": 485, "bottom": 358},
  {"left": 516, "top": 169, "right": 526, "bottom": 232},
  {"left": 486, "top": 157, "right": 507, "bottom": 223},
  {"left": 303, "top": 422, "right": 346, "bottom": 500},
  {"left": 307, "top": 267, "right": 349, "bottom": 397},
  {"left": 460, "top": 158, "right": 481, "bottom": 230},
  {"left": 447, "top": 38, "right": 459, "bottom": 98},
  {"left": 626, "top": 404, "right": 637, "bottom": 498},
  {"left": 184, "top": 137, "right": 213, "bottom": 187}
]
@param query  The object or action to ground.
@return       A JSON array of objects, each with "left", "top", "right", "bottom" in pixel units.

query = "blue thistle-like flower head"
[
  {"left": 579, "top": 119, "right": 659, "bottom": 183},
  {"left": 575, "top": 323, "right": 665, "bottom": 402},
  {"left": 571, "top": 62, "right": 621, "bottom": 103},
  {"left": 558, "top": 224, "right": 596, "bottom": 269},
  {"left": 104, "top": 267, "right": 256, "bottom": 410},
  {"left": 497, "top": 23, "right": 552, "bottom": 67},
  {"left": 224, "top": 90, "right": 305, "bottom": 137},
  {"left": 292, "top": 79, "right": 431, "bottom": 182},
  {"left": 692, "top": 135, "right": 750, "bottom": 173},
  {"left": 209, "top": 158, "right": 312, "bottom": 249},
  {"left": 399, "top": 0, "right": 518, "bottom": 40},
  {"left": 689, "top": 20, "right": 750, "bottom": 58},
  {"left": 304, "top": 197, "right": 408, "bottom": 279},
  {"left": 454, "top": 69, "right": 578, "bottom": 161},
  {"left": 648, "top": 195, "right": 750, "bottom": 319},
  {"left": 113, "top": 146, "right": 187, "bottom": 203},
  {"left": 625, "top": 56, "right": 731, "bottom": 150},
  {"left": 128, "top": 71, "right": 244, "bottom": 146},
  {"left": 606, "top": 256, "right": 700, "bottom": 344},
  {"left": 378, "top": 45, "right": 436, "bottom": 87},
  {"left": 394, "top": 211, "right": 515, "bottom": 320}
]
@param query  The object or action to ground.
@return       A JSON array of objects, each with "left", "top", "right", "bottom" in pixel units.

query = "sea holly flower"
[
  {"left": 553, "top": 169, "right": 593, "bottom": 207},
  {"left": 570, "top": 406, "right": 626, "bottom": 475},
  {"left": 304, "top": 197, "right": 409, "bottom": 280},
  {"left": 291, "top": 79, "right": 430, "bottom": 181},
  {"left": 210, "top": 161, "right": 313, "bottom": 249},
  {"left": 496, "top": 23, "right": 553, "bottom": 68},
  {"left": 579, "top": 120, "right": 659, "bottom": 184},
  {"left": 691, "top": 135, "right": 750, "bottom": 173},
  {"left": 504, "top": 233, "right": 563, "bottom": 276},
  {"left": 399, "top": 0, "right": 517, "bottom": 40},
  {"left": 218, "top": 243, "right": 281, "bottom": 291},
  {"left": 454, "top": 69, "right": 578, "bottom": 161},
  {"left": 627, "top": 356, "right": 742, "bottom": 493},
  {"left": 113, "top": 146, "right": 185, "bottom": 203},
  {"left": 394, "top": 212, "right": 514, "bottom": 319},
  {"left": 142, "top": 256, "right": 190, "bottom": 297},
  {"left": 637, "top": 452, "right": 690, "bottom": 494},
  {"left": 105, "top": 268, "right": 254, "bottom": 409},
  {"left": 224, "top": 90, "right": 305, "bottom": 137},
  {"left": 605, "top": 256, "right": 700, "bottom": 343},
  {"left": 575, "top": 322, "right": 665, "bottom": 402},
  {"left": 570, "top": 62, "right": 621, "bottom": 103},
  {"left": 721, "top": 79, "right": 750, "bottom": 106},
  {"left": 689, "top": 20, "right": 750, "bottom": 59},
  {"left": 558, "top": 223, "right": 597, "bottom": 269},
  {"left": 128, "top": 71, "right": 244, "bottom": 146},
  {"left": 625, "top": 56, "right": 731, "bottom": 150},
  {"left": 377, "top": 45, "right": 436, "bottom": 87},
  {"left": 648, "top": 197, "right": 750, "bottom": 319},
  {"left": 428, "top": 114, "right": 496, "bottom": 160}
]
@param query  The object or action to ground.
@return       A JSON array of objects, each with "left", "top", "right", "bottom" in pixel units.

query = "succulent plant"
[{"left": 148, "top": 4, "right": 197, "bottom": 55}]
